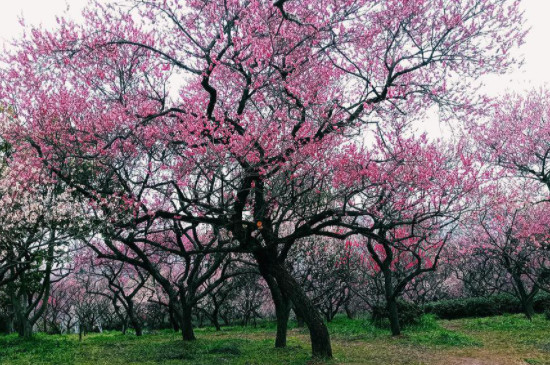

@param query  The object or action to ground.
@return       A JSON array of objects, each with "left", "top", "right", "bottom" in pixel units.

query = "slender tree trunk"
[
  {"left": 198, "top": 312, "right": 204, "bottom": 328},
  {"left": 510, "top": 270, "right": 537, "bottom": 321},
  {"left": 8, "top": 315, "right": 15, "bottom": 334},
  {"left": 383, "top": 269, "right": 401, "bottom": 336},
  {"left": 386, "top": 297, "right": 401, "bottom": 336},
  {"left": 212, "top": 307, "right": 221, "bottom": 331},
  {"left": 255, "top": 251, "right": 332, "bottom": 358},
  {"left": 128, "top": 314, "right": 142, "bottom": 336},
  {"left": 262, "top": 272, "right": 291, "bottom": 348},
  {"left": 345, "top": 304, "right": 355, "bottom": 320},
  {"left": 169, "top": 308, "right": 180, "bottom": 332},
  {"left": 221, "top": 313, "right": 230, "bottom": 326},
  {"left": 275, "top": 301, "right": 291, "bottom": 347},
  {"left": 66, "top": 318, "right": 72, "bottom": 334},
  {"left": 134, "top": 323, "right": 143, "bottom": 336},
  {"left": 521, "top": 298, "right": 535, "bottom": 320},
  {"left": 126, "top": 301, "right": 142, "bottom": 336}
]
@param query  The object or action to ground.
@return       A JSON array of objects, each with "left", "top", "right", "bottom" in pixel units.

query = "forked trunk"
[
  {"left": 11, "top": 291, "right": 32, "bottom": 338},
  {"left": 255, "top": 251, "right": 332, "bottom": 358}
]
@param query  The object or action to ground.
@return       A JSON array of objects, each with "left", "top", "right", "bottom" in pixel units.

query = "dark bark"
[
  {"left": 212, "top": 307, "right": 221, "bottom": 331},
  {"left": 262, "top": 272, "right": 291, "bottom": 348},
  {"left": 294, "top": 307, "right": 305, "bottom": 327},
  {"left": 386, "top": 297, "right": 401, "bottom": 336},
  {"left": 275, "top": 299, "right": 291, "bottom": 348},
  {"left": 8, "top": 239, "right": 55, "bottom": 339},
  {"left": 522, "top": 299, "right": 535, "bottom": 320},
  {"left": 383, "top": 268, "right": 401, "bottom": 336},
  {"left": 169, "top": 308, "right": 180, "bottom": 332},
  {"left": 508, "top": 263, "right": 538, "bottom": 321},
  {"left": 10, "top": 290, "right": 33, "bottom": 338},
  {"left": 255, "top": 251, "right": 332, "bottom": 358},
  {"left": 128, "top": 312, "right": 143, "bottom": 336},
  {"left": 181, "top": 305, "right": 196, "bottom": 341}
]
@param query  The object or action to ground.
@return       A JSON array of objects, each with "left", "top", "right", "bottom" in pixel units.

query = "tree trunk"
[
  {"left": 221, "top": 313, "right": 230, "bottom": 326},
  {"left": 17, "top": 318, "right": 33, "bottom": 338},
  {"left": 383, "top": 268, "right": 401, "bottom": 336},
  {"left": 129, "top": 314, "right": 142, "bottom": 336},
  {"left": 127, "top": 302, "right": 143, "bottom": 336},
  {"left": 387, "top": 297, "right": 401, "bottom": 336},
  {"left": 7, "top": 315, "right": 15, "bottom": 334},
  {"left": 262, "top": 272, "right": 291, "bottom": 348},
  {"left": 275, "top": 301, "right": 291, "bottom": 347},
  {"left": 11, "top": 291, "right": 32, "bottom": 338},
  {"left": 169, "top": 309, "right": 180, "bottom": 332},
  {"left": 198, "top": 312, "right": 204, "bottom": 328},
  {"left": 255, "top": 251, "right": 332, "bottom": 358},
  {"left": 508, "top": 260, "right": 538, "bottom": 321},
  {"left": 181, "top": 305, "right": 196, "bottom": 341},
  {"left": 66, "top": 318, "right": 72, "bottom": 334},
  {"left": 345, "top": 304, "right": 355, "bottom": 320},
  {"left": 212, "top": 307, "right": 221, "bottom": 331},
  {"left": 521, "top": 298, "right": 535, "bottom": 320}
]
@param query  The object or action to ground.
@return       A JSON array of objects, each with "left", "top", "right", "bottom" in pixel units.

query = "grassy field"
[{"left": 1, "top": 314, "right": 549, "bottom": 365}]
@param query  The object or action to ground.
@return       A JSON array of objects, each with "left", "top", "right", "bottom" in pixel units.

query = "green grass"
[
  {"left": 0, "top": 330, "right": 312, "bottom": 365},
  {"left": 404, "top": 315, "right": 481, "bottom": 347},
  {"left": 460, "top": 312, "right": 548, "bottom": 331},
  {"left": 1, "top": 314, "right": 549, "bottom": 364}
]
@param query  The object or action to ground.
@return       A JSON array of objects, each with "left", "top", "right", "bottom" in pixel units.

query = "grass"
[{"left": 0, "top": 314, "right": 549, "bottom": 364}]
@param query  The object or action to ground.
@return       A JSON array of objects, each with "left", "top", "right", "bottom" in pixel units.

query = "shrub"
[
  {"left": 424, "top": 293, "right": 550, "bottom": 320},
  {"left": 371, "top": 300, "right": 423, "bottom": 328},
  {"left": 534, "top": 293, "right": 550, "bottom": 313},
  {"left": 544, "top": 309, "right": 550, "bottom": 321}
]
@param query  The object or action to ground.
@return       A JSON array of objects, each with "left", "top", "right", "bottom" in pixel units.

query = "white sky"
[{"left": 1, "top": 0, "right": 549, "bottom": 136}]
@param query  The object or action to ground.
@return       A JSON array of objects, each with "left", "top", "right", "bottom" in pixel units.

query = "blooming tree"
[
  {"left": 333, "top": 126, "right": 478, "bottom": 335},
  {"left": 454, "top": 181, "right": 550, "bottom": 319},
  {"left": 74, "top": 250, "right": 151, "bottom": 336},
  {"left": 0, "top": 145, "right": 79, "bottom": 337},
  {"left": 473, "top": 88, "right": 550, "bottom": 196}
]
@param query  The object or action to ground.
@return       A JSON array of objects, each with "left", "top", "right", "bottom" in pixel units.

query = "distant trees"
[
  {"left": 473, "top": 89, "right": 550, "bottom": 196},
  {"left": 328, "top": 125, "right": 477, "bottom": 336},
  {"left": 461, "top": 89, "right": 550, "bottom": 318},
  {"left": 0, "top": 156, "right": 78, "bottom": 337},
  {"left": 453, "top": 182, "right": 550, "bottom": 319},
  {"left": 290, "top": 237, "right": 352, "bottom": 323}
]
